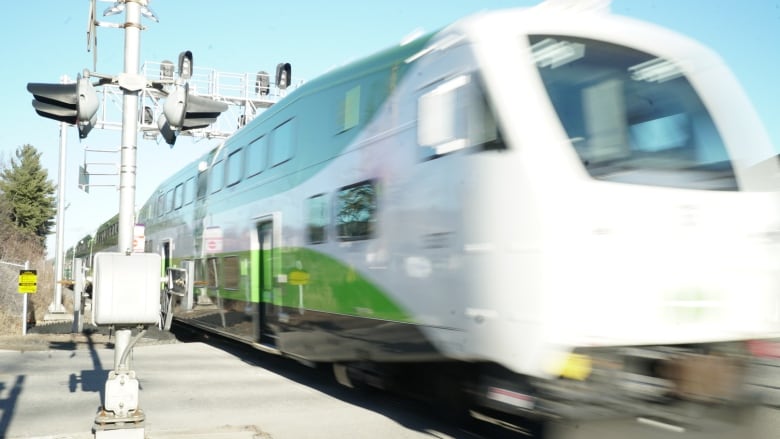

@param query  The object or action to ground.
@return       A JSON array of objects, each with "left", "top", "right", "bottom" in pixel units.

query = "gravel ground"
[{"left": 0, "top": 321, "right": 178, "bottom": 351}]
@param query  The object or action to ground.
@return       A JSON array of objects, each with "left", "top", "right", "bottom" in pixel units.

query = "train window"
[
  {"left": 137, "top": 205, "right": 148, "bottom": 223},
  {"left": 417, "top": 74, "right": 500, "bottom": 160},
  {"left": 341, "top": 85, "right": 360, "bottom": 132},
  {"left": 166, "top": 189, "right": 174, "bottom": 213},
  {"left": 246, "top": 135, "right": 267, "bottom": 177},
  {"left": 226, "top": 149, "right": 243, "bottom": 187},
  {"left": 222, "top": 256, "right": 240, "bottom": 290},
  {"left": 269, "top": 119, "right": 295, "bottom": 168},
  {"left": 336, "top": 180, "right": 376, "bottom": 241},
  {"left": 173, "top": 183, "right": 184, "bottom": 210},
  {"left": 210, "top": 160, "right": 224, "bottom": 194},
  {"left": 530, "top": 35, "right": 736, "bottom": 190},
  {"left": 306, "top": 194, "right": 328, "bottom": 244},
  {"left": 184, "top": 176, "right": 195, "bottom": 205},
  {"left": 206, "top": 257, "right": 218, "bottom": 288},
  {"left": 197, "top": 170, "right": 208, "bottom": 199},
  {"left": 156, "top": 193, "right": 165, "bottom": 217}
]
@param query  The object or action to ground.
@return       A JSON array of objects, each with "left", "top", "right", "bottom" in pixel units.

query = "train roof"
[
  {"left": 143, "top": 27, "right": 441, "bottom": 200},
  {"left": 141, "top": 2, "right": 728, "bottom": 209}
]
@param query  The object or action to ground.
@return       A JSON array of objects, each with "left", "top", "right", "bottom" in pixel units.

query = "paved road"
[
  {"left": 1, "top": 331, "right": 778, "bottom": 439},
  {"left": 0, "top": 339, "right": 465, "bottom": 439}
]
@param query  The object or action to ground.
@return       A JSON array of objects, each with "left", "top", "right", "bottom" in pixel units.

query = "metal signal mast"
[{"left": 27, "top": 2, "right": 297, "bottom": 436}]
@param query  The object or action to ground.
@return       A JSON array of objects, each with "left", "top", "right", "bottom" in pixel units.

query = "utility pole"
[
  {"left": 47, "top": 76, "right": 70, "bottom": 318},
  {"left": 94, "top": 4, "right": 146, "bottom": 438},
  {"left": 27, "top": 2, "right": 227, "bottom": 437},
  {"left": 117, "top": 3, "right": 141, "bottom": 256}
]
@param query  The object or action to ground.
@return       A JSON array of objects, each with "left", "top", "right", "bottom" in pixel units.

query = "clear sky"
[{"left": 0, "top": 0, "right": 778, "bottom": 257}]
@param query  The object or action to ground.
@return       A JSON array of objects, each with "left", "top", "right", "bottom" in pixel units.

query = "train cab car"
[{"left": 123, "top": 2, "right": 780, "bottom": 432}]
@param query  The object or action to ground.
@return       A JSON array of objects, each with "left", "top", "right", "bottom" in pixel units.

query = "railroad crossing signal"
[
  {"left": 162, "top": 82, "right": 228, "bottom": 131},
  {"left": 18, "top": 270, "right": 38, "bottom": 294},
  {"left": 28, "top": 50, "right": 230, "bottom": 147},
  {"left": 276, "top": 63, "right": 292, "bottom": 90},
  {"left": 178, "top": 50, "right": 193, "bottom": 80},
  {"left": 27, "top": 75, "right": 99, "bottom": 138},
  {"left": 157, "top": 51, "right": 229, "bottom": 146}
]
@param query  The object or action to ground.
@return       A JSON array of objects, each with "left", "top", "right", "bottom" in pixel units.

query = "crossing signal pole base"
[
  {"left": 93, "top": 408, "right": 145, "bottom": 439},
  {"left": 94, "top": 369, "right": 145, "bottom": 439}
]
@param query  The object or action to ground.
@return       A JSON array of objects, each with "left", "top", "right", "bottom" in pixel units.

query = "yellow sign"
[
  {"left": 288, "top": 270, "right": 310, "bottom": 286},
  {"left": 18, "top": 270, "right": 38, "bottom": 294}
]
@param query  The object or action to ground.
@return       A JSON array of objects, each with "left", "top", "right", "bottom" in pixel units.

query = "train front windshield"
[{"left": 530, "top": 35, "right": 737, "bottom": 191}]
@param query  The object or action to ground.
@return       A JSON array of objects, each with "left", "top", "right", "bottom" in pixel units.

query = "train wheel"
[{"left": 332, "top": 363, "right": 354, "bottom": 388}]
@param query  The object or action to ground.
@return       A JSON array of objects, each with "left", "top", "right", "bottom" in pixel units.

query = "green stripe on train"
[{"left": 191, "top": 247, "right": 412, "bottom": 323}]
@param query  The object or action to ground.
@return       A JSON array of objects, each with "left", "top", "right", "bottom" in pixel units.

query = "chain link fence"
[{"left": 0, "top": 233, "right": 55, "bottom": 335}]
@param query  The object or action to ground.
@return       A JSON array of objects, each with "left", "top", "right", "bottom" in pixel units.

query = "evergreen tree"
[{"left": 0, "top": 144, "right": 56, "bottom": 246}]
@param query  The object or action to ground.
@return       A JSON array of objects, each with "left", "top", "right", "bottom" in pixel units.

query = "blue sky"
[{"left": 0, "top": 0, "right": 778, "bottom": 256}]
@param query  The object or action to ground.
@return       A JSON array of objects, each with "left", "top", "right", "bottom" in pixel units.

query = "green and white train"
[{"left": 79, "top": 4, "right": 780, "bottom": 430}]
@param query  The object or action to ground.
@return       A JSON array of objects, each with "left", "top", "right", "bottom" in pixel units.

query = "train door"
[
  {"left": 256, "top": 219, "right": 278, "bottom": 346},
  {"left": 161, "top": 240, "right": 172, "bottom": 274}
]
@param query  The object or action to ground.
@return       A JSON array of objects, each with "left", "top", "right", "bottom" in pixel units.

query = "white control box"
[{"left": 93, "top": 252, "right": 162, "bottom": 325}]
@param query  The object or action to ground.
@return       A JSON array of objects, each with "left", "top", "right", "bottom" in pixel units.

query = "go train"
[{"left": 73, "top": 3, "right": 780, "bottom": 432}]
